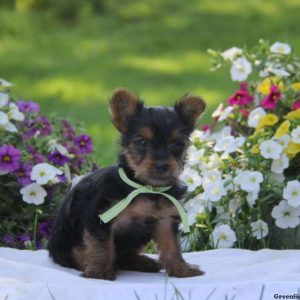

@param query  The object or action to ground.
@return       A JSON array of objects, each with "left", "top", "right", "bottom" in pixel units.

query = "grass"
[{"left": 0, "top": 0, "right": 300, "bottom": 165}]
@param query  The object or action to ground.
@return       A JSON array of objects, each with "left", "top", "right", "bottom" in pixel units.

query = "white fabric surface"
[{"left": 0, "top": 247, "right": 300, "bottom": 300}]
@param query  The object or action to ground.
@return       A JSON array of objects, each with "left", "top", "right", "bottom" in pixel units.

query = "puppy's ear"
[
  {"left": 174, "top": 94, "right": 206, "bottom": 129},
  {"left": 109, "top": 88, "right": 143, "bottom": 132}
]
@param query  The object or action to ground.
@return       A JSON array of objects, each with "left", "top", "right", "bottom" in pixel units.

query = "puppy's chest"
[{"left": 111, "top": 195, "right": 179, "bottom": 230}]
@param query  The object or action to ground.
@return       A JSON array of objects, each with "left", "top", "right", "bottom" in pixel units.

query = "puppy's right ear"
[{"left": 109, "top": 88, "right": 143, "bottom": 132}]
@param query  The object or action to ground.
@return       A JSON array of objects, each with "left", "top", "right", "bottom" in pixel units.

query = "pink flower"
[
  {"left": 228, "top": 83, "right": 254, "bottom": 106},
  {"left": 202, "top": 125, "right": 210, "bottom": 132},
  {"left": 240, "top": 108, "right": 250, "bottom": 117},
  {"left": 261, "top": 85, "right": 281, "bottom": 110},
  {"left": 292, "top": 100, "right": 300, "bottom": 111}
]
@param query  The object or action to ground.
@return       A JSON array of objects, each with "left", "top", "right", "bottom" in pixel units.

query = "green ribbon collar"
[{"left": 98, "top": 168, "right": 190, "bottom": 233}]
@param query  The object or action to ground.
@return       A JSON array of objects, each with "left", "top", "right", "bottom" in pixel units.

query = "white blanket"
[{"left": 0, "top": 248, "right": 300, "bottom": 300}]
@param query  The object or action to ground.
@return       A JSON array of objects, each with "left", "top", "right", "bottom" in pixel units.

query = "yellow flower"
[
  {"left": 274, "top": 120, "right": 291, "bottom": 138},
  {"left": 291, "top": 82, "right": 300, "bottom": 91},
  {"left": 256, "top": 114, "right": 279, "bottom": 129},
  {"left": 285, "top": 109, "right": 300, "bottom": 121},
  {"left": 285, "top": 142, "right": 300, "bottom": 158},
  {"left": 250, "top": 144, "right": 260, "bottom": 154},
  {"left": 257, "top": 77, "right": 284, "bottom": 95}
]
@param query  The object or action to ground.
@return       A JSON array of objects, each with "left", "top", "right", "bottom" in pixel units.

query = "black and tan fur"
[{"left": 48, "top": 88, "right": 206, "bottom": 280}]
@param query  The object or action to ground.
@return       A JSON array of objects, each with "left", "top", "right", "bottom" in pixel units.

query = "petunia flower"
[
  {"left": 17, "top": 100, "right": 40, "bottom": 113},
  {"left": 271, "top": 200, "right": 300, "bottom": 229},
  {"left": 20, "top": 183, "right": 47, "bottom": 205},
  {"left": 261, "top": 85, "right": 282, "bottom": 110},
  {"left": 74, "top": 134, "right": 93, "bottom": 154},
  {"left": 283, "top": 180, "right": 300, "bottom": 207},
  {"left": 180, "top": 167, "right": 202, "bottom": 192},
  {"left": 292, "top": 100, "right": 300, "bottom": 111},
  {"left": 228, "top": 82, "right": 254, "bottom": 106},
  {"left": 260, "top": 140, "right": 283, "bottom": 159},
  {"left": 13, "top": 163, "right": 33, "bottom": 186},
  {"left": 211, "top": 224, "right": 236, "bottom": 248},
  {"left": 0, "top": 145, "right": 21, "bottom": 172},
  {"left": 270, "top": 42, "right": 292, "bottom": 55},
  {"left": 247, "top": 107, "right": 266, "bottom": 128},
  {"left": 251, "top": 220, "right": 269, "bottom": 240},
  {"left": 48, "top": 151, "right": 70, "bottom": 166},
  {"left": 230, "top": 57, "right": 252, "bottom": 82}
]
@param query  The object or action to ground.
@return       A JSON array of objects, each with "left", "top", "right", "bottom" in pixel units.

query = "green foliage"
[{"left": 0, "top": 0, "right": 299, "bottom": 166}]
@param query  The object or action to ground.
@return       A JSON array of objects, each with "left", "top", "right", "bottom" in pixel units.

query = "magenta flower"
[
  {"left": 17, "top": 101, "right": 40, "bottom": 113},
  {"left": 13, "top": 163, "right": 32, "bottom": 186},
  {"left": 261, "top": 85, "right": 282, "bottom": 110},
  {"left": 61, "top": 119, "right": 75, "bottom": 140},
  {"left": 74, "top": 134, "right": 93, "bottom": 154},
  {"left": 48, "top": 151, "right": 70, "bottom": 166},
  {"left": 292, "top": 100, "right": 300, "bottom": 110},
  {"left": 201, "top": 124, "right": 210, "bottom": 132},
  {"left": 0, "top": 145, "right": 21, "bottom": 172},
  {"left": 228, "top": 82, "right": 254, "bottom": 106}
]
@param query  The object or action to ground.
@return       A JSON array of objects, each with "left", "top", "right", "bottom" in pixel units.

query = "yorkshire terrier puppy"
[{"left": 48, "top": 88, "right": 206, "bottom": 280}]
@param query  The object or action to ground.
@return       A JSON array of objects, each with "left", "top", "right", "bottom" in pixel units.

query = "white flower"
[
  {"left": 0, "top": 121, "right": 17, "bottom": 132},
  {"left": 0, "top": 78, "right": 13, "bottom": 87},
  {"left": 230, "top": 57, "right": 252, "bottom": 81},
  {"left": 235, "top": 170, "right": 263, "bottom": 192},
  {"left": 221, "top": 47, "right": 243, "bottom": 61},
  {"left": 48, "top": 139, "right": 70, "bottom": 156},
  {"left": 267, "top": 67, "right": 290, "bottom": 77},
  {"left": 187, "top": 149, "right": 205, "bottom": 167},
  {"left": 0, "top": 93, "right": 9, "bottom": 108},
  {"left": 251, "top": 220, "right": 269, "bottom": 239},
  {"left": 274, "top": 134, "right": 291, "bottom": 149},
  {"left": 270, "top": 42, "right": 292, "bottom": 55},
  {"left": 271, "top": 200, "right": 300, "bottom": 229},
  {"left": 218, "top": 106, "right": 234, "bottom": 122},
  {"left": 229, "top": 198, "right": 242, "bottom": 213},
  {"left": 247, "top": 191, "right": 259, "bottom": 207},
  {"left": 180, "top": 168, "right": 202, "bottom": 192},
  {"left": 291, "top": 127, "right": 300, "bottom": 144},
  {"left": 203, "top": 180, "right": 226, "bottom": 202},
  {"left": 8, "top": 103, "right": 24, "bottom": 121},
  {"left": 202, "top": 170, "right": 222, "bottom": 189},
  {"left": 259, "top": 70, "right": 269, "bottom": 78},
  {"left": 190, "top": 130, "right": 209, "bottom": 143},
  {"left": 283, "top": 180, "right": 300, "bottom": 207},
  {"left": 31, "top": 163, "right": 63, "bottom": 185},
  {"left": 211, "top": 224, "right": 236, "bottom": 248},
  {"left": 260, "top": 140, "right": 283, "bottom": 159},
  {"left": 214, "top": 135, "right": 245, "bottom": 154},
  {"left": 212, "top": 103, "right": 224, "bottom": 118},
  {"left": 248, "top": 107, "right": 266, "bottom": 128},
  {"left": 0, "top": 111, "right": 9, "bottom": 125},
  {"left": 20, "top": 183, "right": 47, "bottom": 205},
  {"left": 271, "top": 153, "right": 289, "bottom": 174}
]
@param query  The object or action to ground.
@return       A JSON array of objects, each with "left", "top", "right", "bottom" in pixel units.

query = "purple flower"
[
  {"left": 48, "top": 151, "right": 70, "bottom": 166},
  {"left": 3, "top": 234, "right": 16, "bottom": 247},
  {"left": 13, "top": 163, "right": 32, "bottom": 186},
  {"left": 0, "top": 145, "right": 21, "bottom": 172},
  {"left": 61, "top": 119, "right": 75, "bottom": 140},
  {"left": 57, "top": 173, "right": 67, "bottom": 183},
  {"left": 27, "top": 145, "right": 46, "bottom": 163},
  {"left": 38, "top": 221, "right": 52, "bottom": 239},
  {"left": 17, "top": 101, "right": 40, "bottom": 113},
  {"left": 74, "top": 134, "right": 93, "bottom": 154},
  {"left": 23, "top": 116, "right": 52, "bottom": 139},
  {"left": 19, "top": 233, "right": 31, "bottom": 243}
]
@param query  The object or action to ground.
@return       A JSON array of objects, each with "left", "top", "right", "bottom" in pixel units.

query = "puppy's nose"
[{"left": 155, "top": 162, "right": 169, "bottom": 174}]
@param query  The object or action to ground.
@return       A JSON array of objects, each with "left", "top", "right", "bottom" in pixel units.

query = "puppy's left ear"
[{"left": 174, "top": 95, "right": 206, "bottom": 129}]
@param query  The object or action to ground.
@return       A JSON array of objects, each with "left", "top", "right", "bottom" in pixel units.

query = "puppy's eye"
[
  {"left": 135, "top": 138, "right": 147, "bottom": 147},
  {"left": 170, "top": 141, "right": 184, "bottom": 151}
]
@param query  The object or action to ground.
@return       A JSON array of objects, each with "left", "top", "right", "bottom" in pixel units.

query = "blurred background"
[{"left": 1, "top": 0, "right": 299, "bottom": 165}]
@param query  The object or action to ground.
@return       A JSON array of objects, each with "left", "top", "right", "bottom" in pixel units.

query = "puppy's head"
[{"left": 110, "top": 88, "right": 206, "bottom": 186}]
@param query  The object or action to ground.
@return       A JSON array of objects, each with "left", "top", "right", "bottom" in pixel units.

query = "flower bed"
[
  {"left": 181, "top": 40, "right": 300, "bottom": 251},
  {"left": 0, "top": 79, "right": 97, "bottom": 249}
]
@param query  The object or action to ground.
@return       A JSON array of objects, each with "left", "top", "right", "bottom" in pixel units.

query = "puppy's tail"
[{"left": 48, "top": 193, "right": 77, "bottom": 269}]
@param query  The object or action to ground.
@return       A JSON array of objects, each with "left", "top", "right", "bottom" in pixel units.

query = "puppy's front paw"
[
  {"left": 81, "top": 269, "right": 116, "bottom": 281},
  {"left": 167, "top": 263, "right": 204, "bottom": 278}
]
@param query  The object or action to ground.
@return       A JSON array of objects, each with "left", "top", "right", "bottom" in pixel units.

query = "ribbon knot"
[{"left": 98, "top": 168, "right": 190, "bottom": 233}]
